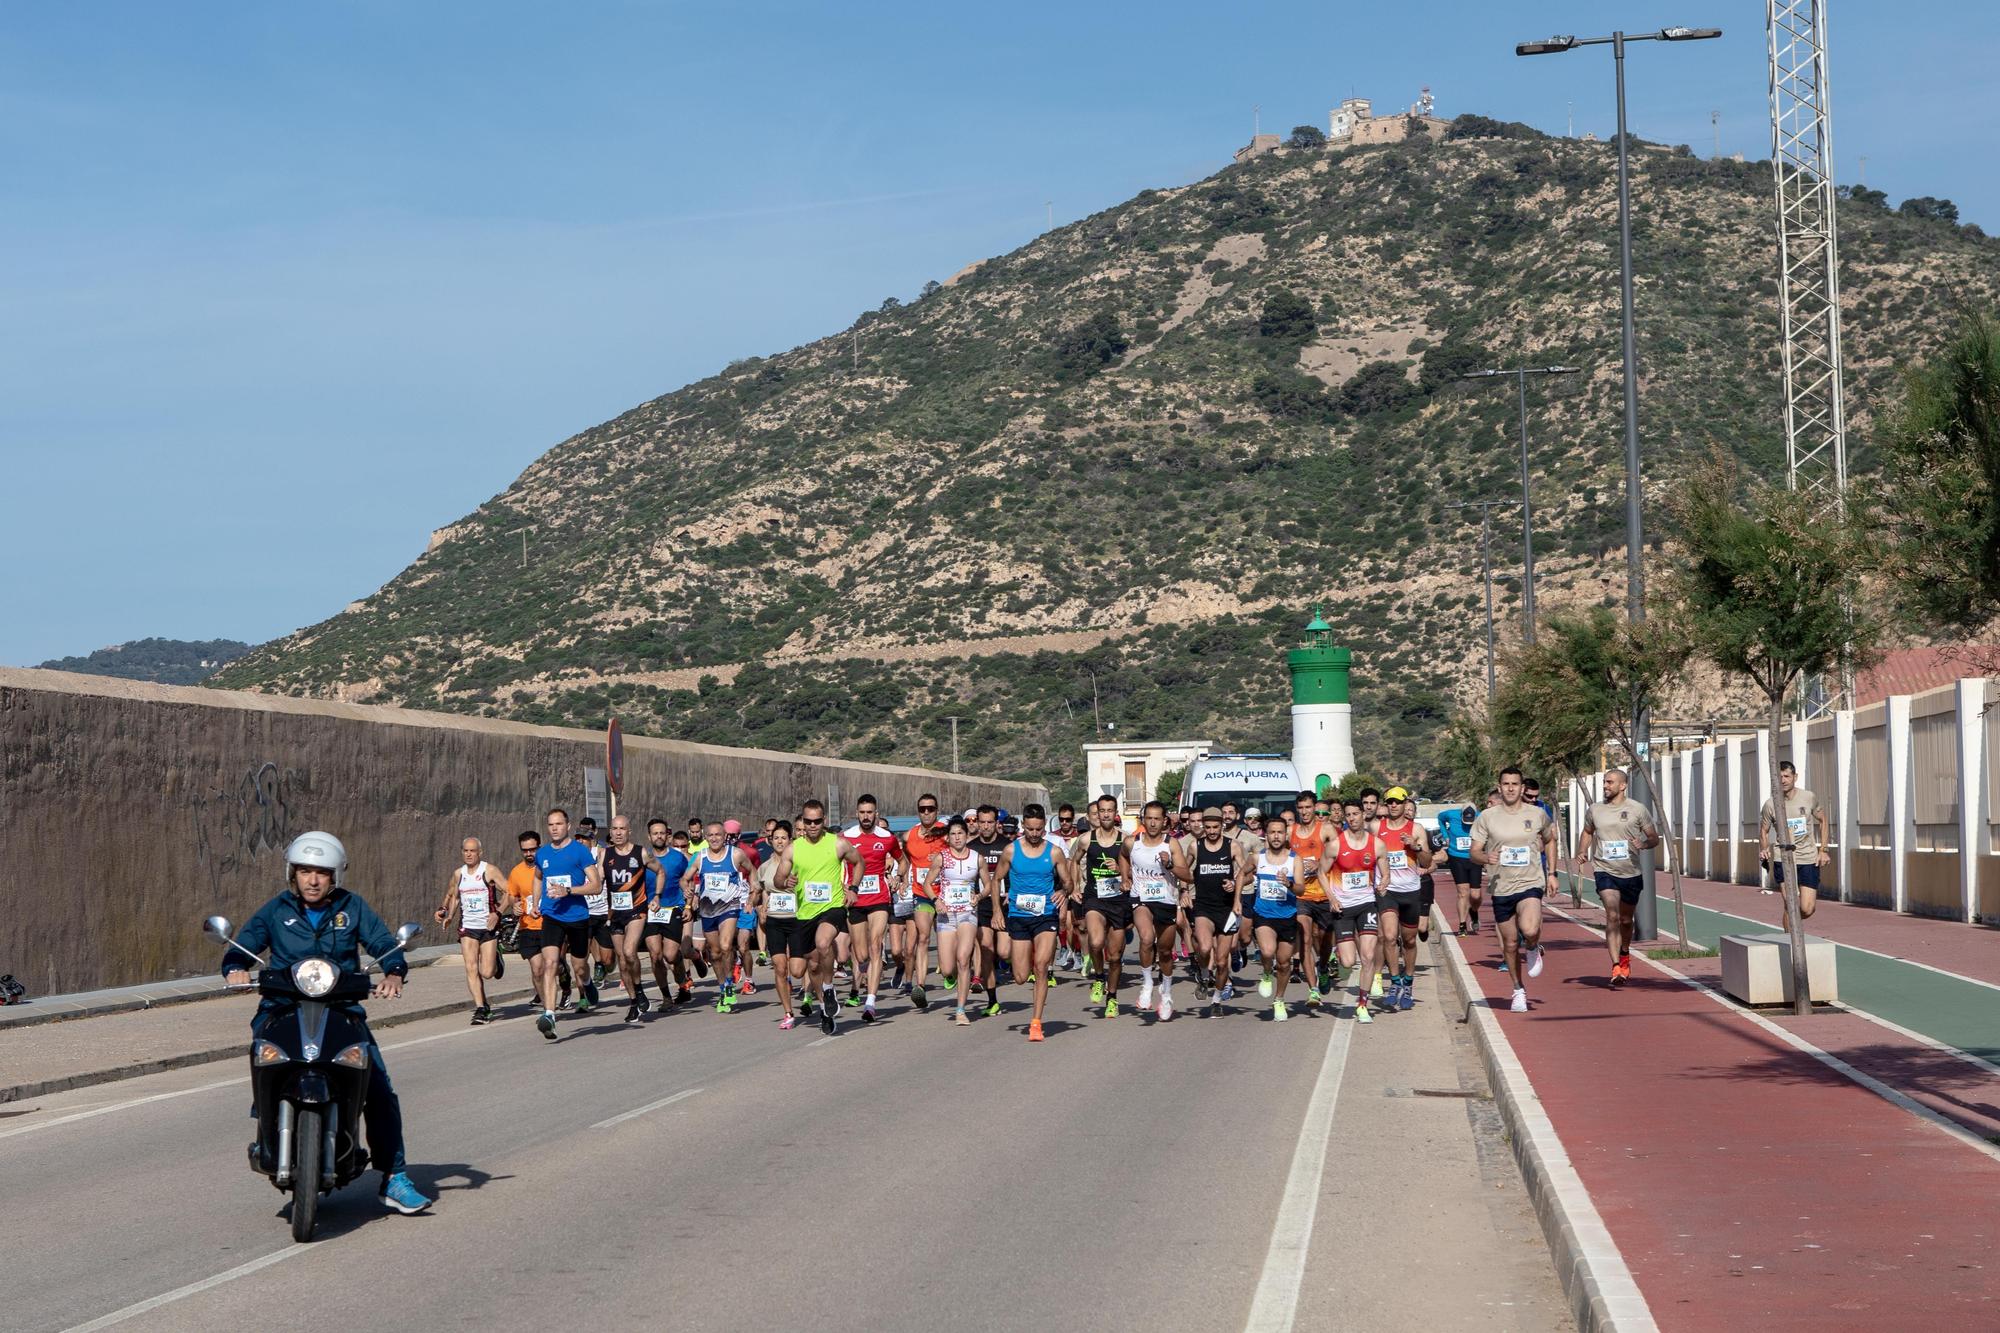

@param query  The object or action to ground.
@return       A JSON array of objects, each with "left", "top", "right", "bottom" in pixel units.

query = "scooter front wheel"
[{"left": 290, "top": 1105, "right": 324, "bottom": 1242}]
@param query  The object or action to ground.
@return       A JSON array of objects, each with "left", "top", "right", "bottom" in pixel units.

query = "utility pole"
[
  {"left": 1253, "top": 103, "right": 1261, "bottom": 137},
  {"left": 1857, "top": 154, "right": 1867, "bottom": 186},
  {"left": 513, "top": 527, "right": 536, "bottom": 568},
  {"left": 1447, "top": 500, "right": 1521, "bottom": 701},
  {"left": 1089, "top": 671, "right": 1102, "bottom": 737},
  {"left": 1046, "top": 200, "right": 1053, "bottom": 230},
  {"left": 945, "top": 715, "right": 962, "bottom": 772},
  {"left": 1457, "top": 366, "right": 1582, "bottom": 645},
  {"left": 1567, "top": 101, "right": 1574, "bottom": 138}
]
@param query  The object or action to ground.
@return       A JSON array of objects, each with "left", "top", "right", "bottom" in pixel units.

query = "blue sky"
[{"left": 4, "top": 1, "right": 1993, "bottom": 667}]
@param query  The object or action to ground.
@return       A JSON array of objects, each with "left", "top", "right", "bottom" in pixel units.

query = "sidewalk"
[
  {"left": 1441, "top": 907, "right": 2000, "bottom": 1329},
  {"left": 1, "top": 954, "right": 536, "bottom": 1103}
]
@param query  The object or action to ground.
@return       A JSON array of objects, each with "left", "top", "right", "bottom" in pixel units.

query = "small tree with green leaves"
[
  {"left": 1668, "top": 453, "right": 1880, "bottom": 1015},
  {"left": 1875, "top": 311, "right": 2000, "bottom": 672},
  {"left": 1435, "top": 712, "right": 1500, "bottom": 803},
  {"left": 1154, "top": 766, "right": 1187, "bottom": 807},
  {"left": 1287, "top": 124, "right": 1327, "bottom": 150}
]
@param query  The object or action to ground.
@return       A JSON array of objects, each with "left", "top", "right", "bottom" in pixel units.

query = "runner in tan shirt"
[
  {"left": 1574, "top": 769, "right": 1660, "bottom": 988},
  {"left": 1758, "top": 761, "right": 1828, "bottom": 927},
  {"left": 1469, "top": 766, "right": 1559, "bottom": 1013}
]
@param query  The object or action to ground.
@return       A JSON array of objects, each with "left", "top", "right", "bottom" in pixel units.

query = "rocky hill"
[
  {"left": 216, "top": 120, "right": 2000, "bottom": 797},
  {"left": 41, "top": 638, "right": 252, "bottom": 685}
]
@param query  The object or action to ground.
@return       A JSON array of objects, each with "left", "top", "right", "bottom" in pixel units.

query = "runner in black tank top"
[{"left": 1076, "top": 796, "right": 1132, "bottom": 1017}]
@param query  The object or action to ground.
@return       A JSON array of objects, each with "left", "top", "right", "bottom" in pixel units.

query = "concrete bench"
[{"left": 1719, "top": 932, "right": 1838, "bottom": 1006}]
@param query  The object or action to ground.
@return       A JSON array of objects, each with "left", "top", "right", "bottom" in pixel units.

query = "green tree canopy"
[
  {"left": 1287, "top": 124, "right": 1326, "bottom": 150},
  {"left": 1258, "top": 288, "right": 1319, "bottom": 347},
  {"left": 1155, "top": 765, "right": 1187, "bottom": 806},
  {"left": 1876, "top": 311, "right": 2000, "bottom": 635}
]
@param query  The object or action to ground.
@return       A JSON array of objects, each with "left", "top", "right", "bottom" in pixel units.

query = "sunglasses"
[
  {"left": 918, "top": 805, "right": 937, "bottom": 812},
  {"left": 801, "top": 817, "right": 824, "bottom": 826}
]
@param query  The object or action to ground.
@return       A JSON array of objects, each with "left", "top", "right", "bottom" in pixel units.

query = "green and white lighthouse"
[{"left": 1287, "top": 607, "right": 1354, "bottom": 797}]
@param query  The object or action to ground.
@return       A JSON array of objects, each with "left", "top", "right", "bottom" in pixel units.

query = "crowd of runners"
[{"left": 434, "top": 764, "right": 1664, "bottom": 1041}]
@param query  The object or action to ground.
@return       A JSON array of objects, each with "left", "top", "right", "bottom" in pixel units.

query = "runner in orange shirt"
[
  {"left": 1289, "top": 790, "right": 1337, "bottom": 1007},
  {"left": 900, "top": 793, "right": 950, "bottom": 1011}
]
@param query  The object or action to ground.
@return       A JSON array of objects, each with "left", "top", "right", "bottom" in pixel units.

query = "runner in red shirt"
[
  {"left": 901, "top": 794, "right": 950, "bottom": 1011},
  {"left": 842, "top": 793, "right": 906, "bottom": 1022}
]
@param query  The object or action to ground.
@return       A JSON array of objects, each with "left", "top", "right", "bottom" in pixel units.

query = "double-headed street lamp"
[
  {"left": 1459, "top": 365, "right": 1582, "bottom": 646},
  {"left": 1517, "top": 24, "right": 1721, "bottom": 942}
]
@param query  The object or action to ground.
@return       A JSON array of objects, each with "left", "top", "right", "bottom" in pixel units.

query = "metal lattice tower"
[
  {"left": 1768, "top": 0, "right": 1852, "bottom": 716},
  {"left": 1767, "top": 0, "right": 1849, "bottom": 515}
]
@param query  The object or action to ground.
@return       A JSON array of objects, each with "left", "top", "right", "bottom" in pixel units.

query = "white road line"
[
  {"left": 591, "top": 1087, "right": 703, "bottom": 1129},
  {"left": 1545, "top": 904, "right": 2000, "bottom": 1165},
  {"left": 0, "top": 1075, "right": 245, "bottom": 1141},
  {"left": 1242, "top": 1013, "right": 1354, "bottom": 1333},
  {"left": 61, "top": 1244, "right": 311, "bottom": 1331},
  {"left": 1, "top": 1017, "right": 496, "bottom": 1142},
  {"left": 806, "top": 1035, "right": 840, "bottom": 1047}
]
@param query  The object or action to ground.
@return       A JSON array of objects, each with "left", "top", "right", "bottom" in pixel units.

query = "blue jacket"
[{"left": 221, "top": 886, "right": 408, "bottom": 982}]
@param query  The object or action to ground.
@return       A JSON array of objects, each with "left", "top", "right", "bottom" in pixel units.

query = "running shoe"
[
  {"left": 1257, "top": 972, "right": 1274, "bottom": 1000},
  {"left": 1289, "top": 962, "right": 1305, "bottom": 985},
  {"left": 714, "top": 995, "right": 729, "bottom": 1014},
  {"left": 820, "top": 987, "right": 837, "bottom": 1033},
  {"left": 1526, "top": 946, "right": 1545, "bottom": 979},
  {"left": 677, "top": 983, "right": 694, "bottom": 1005},
  {"left": 492, "top": 955, "right": 504, "bottom": 981},
  {"left": 1028, "top": 1019, "right": 1044, "bottom": 1042},
  {"left": 1355, "top": 1001, "right": 1373, "bottom": 1024},
  {"left": 1137, "top": 977, "right": 1154, "bottom": 1010},
  {"left": 800, "top": 991, "right": 816, "bottom": 1016},
  {"left": 739, "top": 979, "right": 756, "bottom": 997},
  {"left": 1047, "top": 971, "right": 1063, "bottom": 987},
  {"left": 779, "top": 1014, "right": 797, "bottom": 1030},
  {"left": 1609, "top": 964, "right": 1627, "bottom": 989},
  {"left": 955, "top": 1008, "right": 970, "bottom": 1027},
  {"left": 1103, "top": 998, "right": 1118, "bottom": 1019},
  {"left": 623, "top": 1004, "right": 641, "bottom": 1024},
  {"left": 1317, "top": 968, "right": 1335, "bottom": 993},
  {"left": 984, "top": 1000, "right": 1002, "bottom": 1018},
  {"left": 1397, "top": 983, "right": 1414, "bottom": 1012},
  {"left": 1369, "top": 972, "right": 1385, "bottom": 999},
  {"left": 1091, "top": 980, "right": 1106, "bottom": 1005},
  {"left": 536, "top": 1010, "right": 557, "bottom": 1041},
  {"left": 913, "top": 984, "right": 928, "bottom": 1011},
  {"left": 1219, "top": 981, "right": 1237, "bottom": 1001},
  {"left": 1158, "top": 994, "right": 1173, "bottom": 1022},
  {"left": 1272, "top": 999, "right": 1289, "bottom": 1023},
  {"left": 862, "top": 1000, "right": 877, "bottom": 1023},
  {"left": 1509, "top": 988, "right": 1529, "bottom": 1012},
  {"left": 379, "top": 1172, "right": 434, "bottom": 1215},
  {"left": 845, "top": 992, "right": 864, "bottom": 1008},
  {"left": 694, "top": 956, "right": 711, "bottom": 979},
  {"left": 594, "top": 963, "right": 610, "bottom": 986},
  {"left": 557, "top": 968, "right": 574, "bottom": 1009},
  {"left": 756, "top": 951, "right": 770, "bottom": 966},
  {"left": 636, "top": 993, "right": 652, "bottom": 1014},
  {"left": 1306, "top": 987, "right": 1321, "bottom": 1006},
  {"left": 470, "top": 1006, "right": 489, "bottom": 1026}
]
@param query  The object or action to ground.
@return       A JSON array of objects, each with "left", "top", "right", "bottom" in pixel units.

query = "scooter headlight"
[
  {"left": 291, "top": 958, "right": 339, "bottom": 997},
  {"left": 253, "top": 1039, "right": 289, "bottom": 1066},
  {"left": 330, "top": 1043, "right": 370, "bottom": 1069}
]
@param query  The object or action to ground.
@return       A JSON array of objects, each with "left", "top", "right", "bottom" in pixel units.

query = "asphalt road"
[{"left": 4, "top": 945, "right": 1570, "bottom": 1333}]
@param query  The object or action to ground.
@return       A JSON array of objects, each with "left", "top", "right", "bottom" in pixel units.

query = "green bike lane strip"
[{"left": 1568, "top": 877, "right": 2000, "bottom": 1066}]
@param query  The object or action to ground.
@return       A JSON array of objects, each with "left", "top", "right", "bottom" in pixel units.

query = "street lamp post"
[
  {"left": 1459, "top": 365, "right": 1582, "bottom": 645},
  {"left": 1517, "top": 24, "right": 1721, "bottom": 941},
  {"left": 1448, "top": 499, "right": 1522, "bottom": 702}
]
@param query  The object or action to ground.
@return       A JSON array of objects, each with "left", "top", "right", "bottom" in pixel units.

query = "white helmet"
[{"left": 284, "top": 831, "right": 348, "bottom": 888}]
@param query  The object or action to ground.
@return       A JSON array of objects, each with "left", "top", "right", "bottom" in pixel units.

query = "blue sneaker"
[
  {"left": 1397, "top": 982, "right": 1415, "bottom": 1012},
  {"left": 379, "top": 1172, "right": 433, "bottom": 1215}
]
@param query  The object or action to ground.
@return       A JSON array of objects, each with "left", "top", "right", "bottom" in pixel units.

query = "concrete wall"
[{"left": 0, "top": 669, "right": 1047, "bottom": 995}]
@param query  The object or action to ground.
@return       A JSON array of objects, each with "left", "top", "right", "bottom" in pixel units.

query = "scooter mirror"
[
  {"left": 395, "top": 922, "right": 423, "bottom": 946},
  {"left": 204, "top": 915, "right": 234, "bottom": 942}
]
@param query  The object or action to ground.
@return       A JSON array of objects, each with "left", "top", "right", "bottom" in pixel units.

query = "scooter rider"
[{"left": 221, "top": 831, "right": 434, "bottom": 1216}]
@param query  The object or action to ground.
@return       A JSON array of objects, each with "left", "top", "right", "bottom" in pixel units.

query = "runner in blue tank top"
[{"left": 994, "top": 803, "right": 1073, "bottom": 1042}]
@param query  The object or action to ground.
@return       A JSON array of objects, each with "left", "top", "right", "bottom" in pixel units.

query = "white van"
[{"left": 1181, "top": 753, "right": 1304, "bottom": 817}]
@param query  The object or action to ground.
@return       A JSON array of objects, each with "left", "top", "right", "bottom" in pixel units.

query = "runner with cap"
[
  {"left": 1436, "top": 799, "right": 1482, "bottom": 934},
  {"left": 1374, "top": 788, "right": 1433, "bottom": 1013},
  {"left": 900, "top": 794, "right": 950, "bottom": 1011}
]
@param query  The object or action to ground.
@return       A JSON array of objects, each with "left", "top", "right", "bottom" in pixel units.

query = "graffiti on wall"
[{"left": 190, "top": 762, "right": 311, "bottom": 895}]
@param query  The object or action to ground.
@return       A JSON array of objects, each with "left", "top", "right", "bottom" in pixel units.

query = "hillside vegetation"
[
  {"left": 216, "top": 122, "right": 2000, "bottom": 798},
  {"left": 41, "top": 638, "right": 252, "bottom": 685}
]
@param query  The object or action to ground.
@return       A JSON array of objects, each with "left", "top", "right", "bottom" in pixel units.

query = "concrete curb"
[
  {"left": 0, "top": 945, "right": 468, "bottom": 1032},
  {"left": 0, "top": 974, "right": 537, "bottom": 1105},
  {"left": 1430, "top": 915, "right": 1659, "bottom": 1333}
]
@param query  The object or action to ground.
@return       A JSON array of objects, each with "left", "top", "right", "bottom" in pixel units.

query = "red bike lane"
[{"left": 1448, "top": 912, "right": 2000, "bottom": 1329}]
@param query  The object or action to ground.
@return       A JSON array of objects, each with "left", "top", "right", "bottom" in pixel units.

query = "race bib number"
[
  {"left": 1257, "top": 877, "right": 1289, "bottom": 902},
  {"left": 1452, "top": 835, "right": 1472, "bottom": 854},
  {"left": 803, "top": 880, "right": 834, "bottom": 905},
  {"left": 1386, "top": 851, "right": 1409, "bottom": 870},
  {"left": 1093, "top": 875, "right": 1125, "bottom": 896},
  {"left": 943, "top": 883, "right": 973, "bottom": 909},
  {"left": 1788, "top": 816, "right": 1808, "bottom": 839},
  {"left": 1136, "top": 874, "right": 1174, "bottom": 904},
  {"left": 1013, "top": 892, "right": 1048, "bottom": 916},
  {"left": 1341, "top": 871, "right": 1371, "bottom": 891},
  {"left": 1600, "top": 839, "right": 1630, "bottom": 862},
  {"left": 703, "top": 872, "right": 735, "bottom": 898},
  {"left": 860, "top": 874, "right": 883, "bottom": 896},
  {"left": 584, "top": 891, "right": 609, "bottom": 914},
  {"left": 913, "top": 867, "right": 931, "bottom": 887},
  {"left": 646, "top": 901, "right": 675, "bottom": 923},
  {"left": 767, "top": 891, "right": 798, "bottom": 916},
  {"left": 459, "top": 889, "right": 490, "bottom": 930},
  {"left": 610, "top": 891, "right": 635, "bottom": 911},
  {"left": 1499, "top": 845, "right": 1533, "bottom": 868},
  {"left": 545, "top": 874, "right": 574, "bottom": 891}
]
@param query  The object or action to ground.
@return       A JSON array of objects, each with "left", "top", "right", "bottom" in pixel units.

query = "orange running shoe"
[
  {"left": 1610, "top": 957, "right": 1629, "bottom": 988},
  {"left": 1028, "top": 1019, "right": 1045, "bottom": 1042}
]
